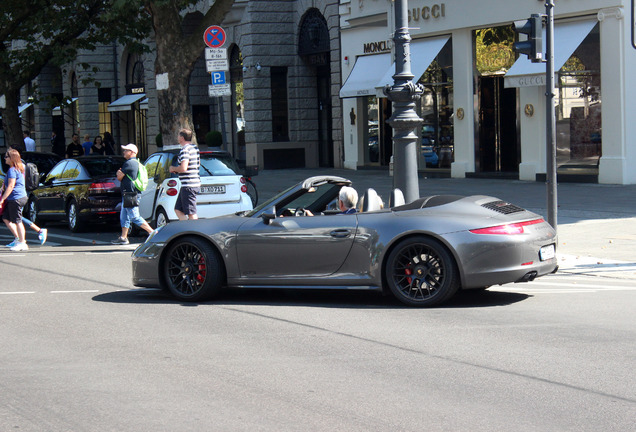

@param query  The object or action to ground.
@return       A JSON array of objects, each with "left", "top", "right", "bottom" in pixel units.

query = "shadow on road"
[{"left": 93, "top": 287, "right": 529, "bottom": 309}]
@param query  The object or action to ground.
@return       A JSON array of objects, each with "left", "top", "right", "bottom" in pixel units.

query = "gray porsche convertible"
[{"left": 132, "top": 176, "right": 558, "bottom": 307}]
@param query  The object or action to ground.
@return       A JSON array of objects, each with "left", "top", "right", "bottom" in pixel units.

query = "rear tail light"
[
  {"left": 240, "top": 177, "right": 246, "bottom": 184},
  {"left": 89, "top": 182, "right": 116, "bottom": 193},
  {"left": 241, "top": 185, "right": 247, "bottom": 193},
  {"left": 166, "top": 188, "right": 178, "bottom": 196},
  {"left": 167, "top": 179, "right": 178, "bottom": 187},
  {"left": 470, "top": 218, "right": 544, "bottom": 235}
]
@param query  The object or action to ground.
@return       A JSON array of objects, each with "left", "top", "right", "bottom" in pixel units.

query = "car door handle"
[{"left": 330, "top": 229, "right": 352, "bottom": 238}]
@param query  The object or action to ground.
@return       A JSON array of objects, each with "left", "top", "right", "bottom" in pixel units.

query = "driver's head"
[{"left": 339, "top": 186, "right": 358, "bottom": 210}]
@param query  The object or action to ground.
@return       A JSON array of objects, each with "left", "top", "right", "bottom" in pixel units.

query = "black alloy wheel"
[
  {"left": 162, "top": 236, "right": 224, "bottom": 301},
  {"left": 385, "top": 236, "right": 459, "bottom": 307},
  {"left": 27, "top": 197, "right": 44, "bottom": 226},
  {"left": 67, "top": 199, "right": 84, "bottom": 233}
]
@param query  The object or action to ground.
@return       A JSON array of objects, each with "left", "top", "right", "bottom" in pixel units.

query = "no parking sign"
[{"left": 203, "top": 25, "right": 226, "bottom": 48}]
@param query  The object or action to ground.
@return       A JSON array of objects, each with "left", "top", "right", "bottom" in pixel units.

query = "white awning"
[
  {"left": 377, "top": 35, "right": 450, "bottom": 90},
  {"left": 339, "top": 53, "right": 391, "bottom": 98},
  {"left": 140, "top": 98, "right": 149, "bottom": 110},
  {"left": 504, "top": 19, "right": 597, "bottom": 88},
  {"left": 18, "top": 102, "right": 33, "bottom": 114},
  {"left": 107, "top": 93, "right": 146, "bottom": 112},
  {"left": 52, "top": 97, "right": 78, "bottom": 116}
]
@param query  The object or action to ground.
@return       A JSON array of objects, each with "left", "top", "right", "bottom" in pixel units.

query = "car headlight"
[{"left": 145, "top": 225, "right": 164, "bottom": 243}]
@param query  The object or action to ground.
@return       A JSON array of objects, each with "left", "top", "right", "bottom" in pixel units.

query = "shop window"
[
  {"left": 271, "top": 67, "right": 289, "bottom": 142},
  {"left": 417, "top": 40, "right": 454, "bottom": 169},
  {"left": 556, "top": 24, "right": 601, "bottom": 169},
  {"left": 98, "top": 88, "right": 112, "bottom": 136},
  {"left": 71, "top": 73, "right": 79, "bottom": 133},
  {"left": 367, "top": 96, "right": 379, "bottom": 164}
]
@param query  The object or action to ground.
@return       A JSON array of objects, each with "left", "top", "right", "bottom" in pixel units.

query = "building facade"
[
  {"left": 6, "top": 0, "right": 636, "bottom": 185},
  {"left": 339, "top": 0, "right": 636, "bottom": 184},
  {"left": 7, "top": 0, "right": 343, "bottom": 170}
]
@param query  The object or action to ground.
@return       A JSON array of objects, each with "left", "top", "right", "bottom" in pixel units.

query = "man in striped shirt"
[{"left": 169, "top": 128, "right": 201, "bottom": 220}]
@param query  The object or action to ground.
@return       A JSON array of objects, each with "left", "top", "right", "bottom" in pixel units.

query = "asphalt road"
[{"left": 1, "top": 229, "right": 635, "bottom": 431}]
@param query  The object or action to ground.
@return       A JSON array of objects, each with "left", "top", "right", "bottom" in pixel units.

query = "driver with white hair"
[
  {"left": 304, "top": 186, "right": 358, "bottom": 216},
  {"left": 337, "top": 186, "right": 358, "bottom": 214}
]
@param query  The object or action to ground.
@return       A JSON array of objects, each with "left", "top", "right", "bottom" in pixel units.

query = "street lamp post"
[{"left": 383, "top": 0, "right": 423, "bottom": 203}]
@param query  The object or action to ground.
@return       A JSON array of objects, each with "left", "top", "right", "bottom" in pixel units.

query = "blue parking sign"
[{"left": 212, "top": 71, "right": 226, "bottom": 85}]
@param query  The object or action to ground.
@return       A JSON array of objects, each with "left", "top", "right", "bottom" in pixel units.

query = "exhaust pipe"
[{"left": 516, "top": 271, "right": 537, "bottom": 283}]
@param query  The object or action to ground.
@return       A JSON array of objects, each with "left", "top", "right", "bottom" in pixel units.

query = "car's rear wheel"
[
  {"left": 155, "top": 208, "right": 169, "bottom": 228},
  {"left": 162, "top": 236, "right": 224, "bottom": 301},
  {"left": 67, "top": 199, "right": 84, "bottom": 233},
  {"left": 27, "top": 197, "right": 44, "bottom": 226},
  {"left": 385, "top": 236, "right": 459, "bottom": 307}
]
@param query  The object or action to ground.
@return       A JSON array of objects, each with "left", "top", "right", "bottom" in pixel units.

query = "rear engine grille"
[{"left": 482, "top": 200, "right": 525, "bottom": 214}]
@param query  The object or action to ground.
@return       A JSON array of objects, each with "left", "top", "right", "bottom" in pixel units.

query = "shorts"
[
  {"left": 175, "top": 186, "right": 199, "bottom": 216},
  {"left": 120, "top": 201, "right": 147, "bottom": 229},
  {"left": 2, "top": 197, "right": 28, "bottom": 224}
]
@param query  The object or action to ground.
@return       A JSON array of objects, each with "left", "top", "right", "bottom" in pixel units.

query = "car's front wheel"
[
  {"left": 162, "top": 236, "right": 224, "bottom": 301},
  {"left": 67, "top": 199, "right": 84, "bottom": 233},
  {"left": 385, "top": 236, "right": 459, "bottom": 307}
]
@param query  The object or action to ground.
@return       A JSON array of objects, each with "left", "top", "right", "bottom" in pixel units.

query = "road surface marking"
[
  {"left": 0, "top": 291, "right": 36, "bottom": 295},
  {"left": 50, "top": 290, "right": 100, "bottom": 294}
]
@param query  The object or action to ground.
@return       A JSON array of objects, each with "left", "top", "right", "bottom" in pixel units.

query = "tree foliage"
[
  {"left": 143, "top": 0, "right": 234, "bottom": 145},
  {"left": 0, "top": 0, "right": 150, "bottom": 148},
  {"left": 1, "top": 0, "right": 235, "bottom": 150},
  {"left": 475, "top": 25, "right": 516, "bottom": 75}
]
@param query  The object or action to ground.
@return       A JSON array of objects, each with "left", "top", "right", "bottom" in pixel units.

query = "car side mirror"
[{"left": 261, "top": 206, "right": 276, "bottom": 225}]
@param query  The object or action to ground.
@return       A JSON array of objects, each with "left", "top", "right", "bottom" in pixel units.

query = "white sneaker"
[
  {"left": 38, "top": 228, "right": 48, "bottom": 245},
  {"left": 5, "top": 239, "right": 18, "bottom": 248},
  {"left": 9, "top": 242, "right": 29, "bottom": 252}
]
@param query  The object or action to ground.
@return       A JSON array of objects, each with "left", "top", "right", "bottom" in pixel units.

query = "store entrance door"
[
  {"left": 317, "top": 65, "right": 333, "bottom": 167},
  {"left": 478, "top": 76, "right": 518, "bottom": 173}
]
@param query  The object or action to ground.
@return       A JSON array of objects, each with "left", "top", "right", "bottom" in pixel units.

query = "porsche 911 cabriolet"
[{"left": 131, "top": 176, "right": 558, "bottom": 307}]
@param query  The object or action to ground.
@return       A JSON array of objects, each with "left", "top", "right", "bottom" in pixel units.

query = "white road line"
[
  {"left": 39, "top": 252, "right": 75, "bottom": 256},
  {"left": 85, "top": 251, "right": 134, "bottom": 255},
  {"left": 50, "top": 290, "right": 100, "bottom": 294},
  {"left": 527, "top": 281, "right": 636, "bottom": 290},
  {"left": 0, "top": 292, "right": 36, "bottom": 295}
]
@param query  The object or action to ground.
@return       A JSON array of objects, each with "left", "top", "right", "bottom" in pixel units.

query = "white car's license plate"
[
  {"left": 539, "top": 244, "right": 555, "bottom": 261},
  {"left": 200, "top": 185, "right": 226, "bottom": 194}
]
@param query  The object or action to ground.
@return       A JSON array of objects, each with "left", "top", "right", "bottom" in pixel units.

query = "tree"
[
  {"left": 143, "top": 0, "right": 234, "bottom": 145},
  {"left": 0, "top": 0, "right": 149, "bottom": 149}
]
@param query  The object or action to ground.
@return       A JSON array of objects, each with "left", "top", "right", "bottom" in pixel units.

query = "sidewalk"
[{"left": 252, "top": 168, "right": 636, "bottom": 280}]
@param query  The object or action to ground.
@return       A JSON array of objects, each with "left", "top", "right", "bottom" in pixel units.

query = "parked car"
[
  {"left": 25, "top": 156, "right": 126, "bottom": 232},
  {"left": 421, "top": 138, "right": 439, "bottom": 168},
  {"left": 132, "top": 175, "right": 558, "bottom": 307},
  {"left": 1, "top": 151, "right": 62, "bottom": 189},
  {"left": 138, "top": 149, "right": 253, "bottom": 227}
]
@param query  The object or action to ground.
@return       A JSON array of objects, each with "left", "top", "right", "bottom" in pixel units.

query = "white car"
[{"left": 138, "top": 149, "right": 254, "bottom": 227}]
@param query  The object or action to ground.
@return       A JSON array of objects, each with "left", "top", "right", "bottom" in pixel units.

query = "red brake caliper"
[
  {"left": 196, "top": 256, "right": 206, "bottom": 283},
  {"left": 404, "top": 267, "right": 413, "bottom": 284}
]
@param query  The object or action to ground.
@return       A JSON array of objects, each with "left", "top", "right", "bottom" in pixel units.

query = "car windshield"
[
  {"left": 199, "top": 153, "right": 240, "bottom": 176},
  {"left": 245, "top": 182, "right": 342, "bottom": 217},
  {"left": 82, "top": 158, "right": 125, "bottom": 177}
]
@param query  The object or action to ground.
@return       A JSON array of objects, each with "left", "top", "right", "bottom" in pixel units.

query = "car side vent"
[{"left": 482, "top": 200, "right": 525, "bottom": 214}]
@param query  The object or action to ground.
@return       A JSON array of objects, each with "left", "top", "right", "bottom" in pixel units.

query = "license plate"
[
  {"left": 539, "top": 244, "right": 555, "bottom": 261},
  {"left": 200, "top": 185, "right": 225, "bottom": 194}
]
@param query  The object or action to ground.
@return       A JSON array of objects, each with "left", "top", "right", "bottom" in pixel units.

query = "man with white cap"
[{"left": 111, "top": 143, "right": 153, "bottom": 245}]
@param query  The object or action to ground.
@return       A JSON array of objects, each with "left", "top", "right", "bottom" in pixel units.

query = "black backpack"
[{"left": 25, "top": 162, "right": 39, "bottom": 192}]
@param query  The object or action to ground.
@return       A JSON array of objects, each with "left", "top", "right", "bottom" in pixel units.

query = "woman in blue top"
[{"left": 1, "top": 148, "right": 29, "bottom": 251}]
